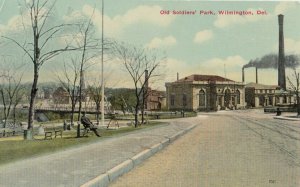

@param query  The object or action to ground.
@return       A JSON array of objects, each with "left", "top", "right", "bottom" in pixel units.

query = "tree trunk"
[
  {"left": 297, "top": 95, "right": 300, "bottom": 117},
  {"left": 78, "top": 96, "right": 82, "bottom": 121},
  {"left": 96, "top": 104, "right": 100, "bottom": 125},
  {"left": 134, "top": 108, "right": 138, "bottom": 128},
  {"left": 25, "top": 68, "right": 39, "bottom": 140},
  {"left": 70, "top": 101, "right": 75, "bottom": 126},
  {"left": 134, "top": 101, "right": 139, "bottom": 128}
]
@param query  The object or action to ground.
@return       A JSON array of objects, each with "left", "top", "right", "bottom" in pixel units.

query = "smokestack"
[
  {"left": 278, "top": 14, "right": 286, "bottom": 90},
  {"left": 177, "top": 72, "right": 179, "bottom": 81},
  {"left": 242, "top": 68, "right": 245, "bottom": 82},
  {"left": 255, "top": 67, "right": 258, "bottom": 84}
]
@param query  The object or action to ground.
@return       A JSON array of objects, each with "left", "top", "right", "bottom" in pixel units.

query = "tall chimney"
[
  {"left": 278, "top": 14, "right": 286, "bottom": 90},
  {"left": 145, "top": 69, "right": 149, "bottom": 89},
  {"left": 177, "top": 72, "right": 179, "bottom": 81},
  {"left": 255, "top": 67, "right": 258, "bottom": 84},
  {"left": 242, "top": 67, "right": 245, "bottom": 82}
]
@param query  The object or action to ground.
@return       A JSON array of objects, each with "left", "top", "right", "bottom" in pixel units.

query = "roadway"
[{"left": 111, "top": 110, "right": 300, "bottom": 187}]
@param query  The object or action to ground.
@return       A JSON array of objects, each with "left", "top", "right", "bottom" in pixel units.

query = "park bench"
[
  {"left": 77, "top": 121, "right": 101, "bottom": 137},
  {"left": 77, "top": 122, "right": 91, "bottom": 137},
  {"left": 44, "top": 125, "right": 63, "bottom": 140},
  {"left": 0, "top": 128, "right": 14, "bottom": 137}
]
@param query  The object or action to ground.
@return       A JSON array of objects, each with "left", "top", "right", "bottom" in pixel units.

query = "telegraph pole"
[{"left": 101, "top": 0, "right": 105, "bottom": 126}]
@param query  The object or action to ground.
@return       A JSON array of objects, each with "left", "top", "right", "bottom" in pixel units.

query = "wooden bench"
[
  {"left": 77, "top": 121, "right": 101, "bottom": 137},
  {"left": 44, "top": 125, "right": 63, "bottom": 140},
  {"left": 0, "top": 128, "right": 14, "bottom": 137}
]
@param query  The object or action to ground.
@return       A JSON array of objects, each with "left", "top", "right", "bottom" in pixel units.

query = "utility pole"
[{"left": 101, "top": 0, "right": 105, "bottom": 126}]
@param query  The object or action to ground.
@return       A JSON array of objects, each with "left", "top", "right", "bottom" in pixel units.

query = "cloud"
[
  {"left": 272, "top": 38, "right": 300, "bottom": 54},
  {"left": 280, "top": 38, "right": 300, "bottom": 54},
  {"left": 274, "top": 2, "right": 298, "bottom": 15},
  {"left": 214, "top": 8, "right": 271, "bottom": 28},
  {"left": 0, "top": 15, "right": 28, "bottom": 35},
  {"left": 194, "top": 30, "right": 213, "bottom": 44},
  {"left": 165, "top": 56, "right": 247, "bottom": 83},
  {"left": 196, "top": 56, "right": 247, "bottom": 82},
  {"left": 163, "top": 58, "right": 193, "bottom": 84},
  {"left": 146, "top": 35, "right": 177, "bottom": 49},
  {"left": 63, "top": 4, "right": 175, "bottom": 37}
]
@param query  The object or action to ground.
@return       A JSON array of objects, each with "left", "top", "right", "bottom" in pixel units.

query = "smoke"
[{"left": 244, "top": 53, "right": 300, "bottom": 69}]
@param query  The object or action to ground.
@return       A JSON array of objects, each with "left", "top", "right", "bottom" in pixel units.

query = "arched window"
[
  {"left": 224, "top": 89, "right": 231, "bottom": 107},
  {"left": 182, "top": 94, "right": 187, "bottom": 106},
  {"left": 170, "top": 94, "right": 175, "bottom": 106},
  {"left": 236, "top": 90, "right": 240, "bottom": 104},
  {"left": 199, "top": 90, "right": 205, "bottom": 107}
]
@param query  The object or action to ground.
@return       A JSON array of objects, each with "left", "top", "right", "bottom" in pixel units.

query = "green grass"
[{"left": 0, "top": 121, "right": 163, "bottom": 166}]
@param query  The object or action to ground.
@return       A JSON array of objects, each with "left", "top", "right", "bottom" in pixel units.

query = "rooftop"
[
  {"left": 176, "top": 74, "right": 235, "bottom": 83},
  {"left": 245, "top": 82, "right": 279, "bottom": 90}
]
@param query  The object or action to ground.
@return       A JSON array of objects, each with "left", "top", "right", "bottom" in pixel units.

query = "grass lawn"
[{"left": 0, "top": 121, "right": 163, "bottom": 166}]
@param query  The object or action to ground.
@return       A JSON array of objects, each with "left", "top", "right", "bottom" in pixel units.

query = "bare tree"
[
  {"left": 112, "top": 42, "right": 165, "bottom": 127},
  {"left": 287, "top": 68, "right": 300, "bottom": 117},
  {"left": 57, "top": 59, "right": 80, "bottom": 127},
  {"left": 2, "top": 0, "right": 82, "bottom": 139},
  {"left": 0, "top": 68, "right": 24, "bottom": 136},
  {"left": 87, "top": 84, "right": 102, "bottom": 124},
  {"left": 12, "top": 84, "right": 26, "bottom": 126},
  {"left": 73, "top": 12, "right": 101, "bottom": 122}
]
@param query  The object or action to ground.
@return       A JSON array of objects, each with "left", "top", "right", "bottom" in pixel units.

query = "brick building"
[{"left": 145, "top": 89, "right": 166, "bottom": 110}]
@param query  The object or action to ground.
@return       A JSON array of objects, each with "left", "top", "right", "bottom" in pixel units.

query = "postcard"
[{"left": 0, "top": 0, "right": 299, "bottom": 186}]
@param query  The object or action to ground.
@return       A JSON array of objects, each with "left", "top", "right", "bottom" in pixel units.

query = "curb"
[
  {"left": 273, "top": 116, "right": 300, "bottom": 121},
  {"left": 80, "top": 124, "right": 196, "bottom": 187}
]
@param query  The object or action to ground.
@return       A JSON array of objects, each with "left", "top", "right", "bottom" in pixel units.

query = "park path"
[
  {"left": 0, "top": 118, "right": 195, "bottom": 187},
  {"left": 111, "top": 111, "right": 300, "bottom": 187}
]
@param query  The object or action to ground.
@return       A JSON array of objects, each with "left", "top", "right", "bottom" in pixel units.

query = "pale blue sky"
[{"left": 1, "top": 0, "right": 300, "bottom": 89}]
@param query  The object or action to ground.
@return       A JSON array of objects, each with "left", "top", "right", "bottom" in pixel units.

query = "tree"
[
  {"left": 0, "top": 66, "right": 24, "bottom": 136},
  {"left": 87, "top": 84, "right": 102, "bottom": 125},
  {"left": 112, "top": 42, "right": 165, "bottom": 127},
  {"left": 2, "top": 0, "right": 82, "bottom": 139},
  {"left": 57, "top": 59, "right": 80, "bottom": 127},
  {"left": 108, "top": 88, "right": 136, "bottom": 115},
  {"left": 70, "top": 12, "right": 101, "bottom": 122},
  {"left": 287, "top": 68, "right": 300, "bottom": 117}
]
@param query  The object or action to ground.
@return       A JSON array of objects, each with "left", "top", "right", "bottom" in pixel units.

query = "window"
[
  {"left": 236, "top": 90, "right": 241, "bottom": 104},
  {"left": 170, "top": 94, "right": 175, "bottom": 106},
  {"left": 199, "top": 90, "right": 205, "bottom": 106},
  {"left": 182, "top": 94, "right": 187, "bottom": 106}
]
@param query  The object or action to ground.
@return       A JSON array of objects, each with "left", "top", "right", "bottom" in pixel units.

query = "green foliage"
[{"left": 107, "top": 88, "right": 137, "bottom": 113}]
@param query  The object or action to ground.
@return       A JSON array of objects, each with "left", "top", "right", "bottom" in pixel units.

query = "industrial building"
[
  {"left": 245, "top": 83, "right": 295, "bottom": 107},
  {"left": 243, "top": 14, "right": 297, "bottom": 108},
  {"left": 165, "top": 74, "right": 246, "bottom": 111}
]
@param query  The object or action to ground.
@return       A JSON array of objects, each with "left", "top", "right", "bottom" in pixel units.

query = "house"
[{"left": 145, "top": 89, "right": 166, "bottom": 110}]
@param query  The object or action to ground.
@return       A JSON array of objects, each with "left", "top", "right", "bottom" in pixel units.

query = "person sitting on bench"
[{"left": 81, "top": 113, "right": 101, "bottom": 137}]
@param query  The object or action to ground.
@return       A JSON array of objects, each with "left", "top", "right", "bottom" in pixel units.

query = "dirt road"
[{"left": 111, "top": 111, "right": 300, "bottom": 187}]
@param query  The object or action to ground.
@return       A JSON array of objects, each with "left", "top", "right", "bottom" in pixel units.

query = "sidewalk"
[
  {"left": 0, "top": 118, "right": 196, "bottom": 187},
  {"left": 273, "top": 115, "right": 300, "bottom": 121}
]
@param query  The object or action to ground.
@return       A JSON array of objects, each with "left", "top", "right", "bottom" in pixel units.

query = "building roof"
[
  {"left": 176, "top": 74, "right": 235, "bottom": 83},
  {"left": 245, "top": 82, "right": 279, "bottom": 89}
]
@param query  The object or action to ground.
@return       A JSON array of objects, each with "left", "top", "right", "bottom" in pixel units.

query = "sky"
[{"left": 1, "top": 0, "right": 300, "bottom": 90}]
